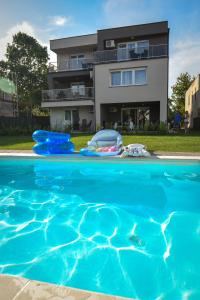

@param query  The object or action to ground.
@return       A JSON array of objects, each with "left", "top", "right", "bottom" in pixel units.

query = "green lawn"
[{"left": 0, "top": 134, "right": 200, "bottom": 152}]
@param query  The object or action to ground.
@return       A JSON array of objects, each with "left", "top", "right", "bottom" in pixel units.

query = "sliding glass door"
[
  {"left": 65, "top": 109, "right": 79, "bottom": 130},
  {"left": 122, "top": 108, "right": 138, "bottom": 125},
  {"left": 121, "top": 107, "right": 150, "bottom": 128}
]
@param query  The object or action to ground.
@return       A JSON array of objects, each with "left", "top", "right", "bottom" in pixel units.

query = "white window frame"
[
  {"left": 110, "top": 68, "right": 147, "bottom": 87},
  {"left": 70, "top": 54, "right": 85, "bottom": 60}
]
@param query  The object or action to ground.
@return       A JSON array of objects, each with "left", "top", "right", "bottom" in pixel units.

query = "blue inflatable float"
[{"left": 32, "top": 130, "right": 75, "bottom": 155}]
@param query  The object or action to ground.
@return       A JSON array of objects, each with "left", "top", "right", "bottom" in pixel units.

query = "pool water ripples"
[{"left": 0, "top": 159, "right": 200, "bottom": 299}]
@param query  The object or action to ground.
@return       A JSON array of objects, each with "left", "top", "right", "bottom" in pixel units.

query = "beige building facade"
[
  {"left": 185, "top": 74, "right": 200, "bottom": 129},
  {"left": 42, "top": 21, "right": 169, "bottom": 131},
  {"left": 94, "top": 58, "right": 168, "bottom": 126}
]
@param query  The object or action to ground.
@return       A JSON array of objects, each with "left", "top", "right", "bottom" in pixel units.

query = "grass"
[{"left": 0, "top": 134, "right": 200, "bottom": 152}]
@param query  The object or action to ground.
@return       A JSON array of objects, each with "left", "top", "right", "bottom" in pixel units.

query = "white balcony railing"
[
  {"left": 49, "top": 58, "right": 94, "bottom": 72},
  {"left": 94, "top": 44, "right": 168, "bottom": 63},
  {"left": 42, "top": 87, "right": 94, "bottom": 102}
]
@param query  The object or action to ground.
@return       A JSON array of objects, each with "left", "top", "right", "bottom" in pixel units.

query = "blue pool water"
[{"left": 0, "top": 158, "right": 200, "bottom": 299}]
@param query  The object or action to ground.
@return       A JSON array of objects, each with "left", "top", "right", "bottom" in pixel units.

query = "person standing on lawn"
[{"left": 174, "top": 111, "right": 182, "bottom": 131}]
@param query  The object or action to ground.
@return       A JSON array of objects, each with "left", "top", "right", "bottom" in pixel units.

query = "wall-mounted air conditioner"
[{"left": 105, "top": 40, "right": 115, "bottom": 48}]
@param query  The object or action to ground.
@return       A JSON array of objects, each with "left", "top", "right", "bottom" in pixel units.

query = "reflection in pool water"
[{"left": 0, "top": 159, "right": 200, "bottom": 299}]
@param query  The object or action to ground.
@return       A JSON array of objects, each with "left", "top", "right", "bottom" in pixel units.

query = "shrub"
[{"left": 159, "top": 121, "right": 168, "bottom": 133}]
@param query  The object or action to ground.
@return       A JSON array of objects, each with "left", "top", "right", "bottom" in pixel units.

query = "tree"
[
  {"left": 0, "top": 32, "right": 48, "bottom": 114},
  {"left": 167, "top": 98, "right": 174, "bottom": 121},
  {"left": 0, "top": 61, "right": 9, "bottom": 77},
  {"left": 171, "top": 72, "right": 194, "bottom": 115}
]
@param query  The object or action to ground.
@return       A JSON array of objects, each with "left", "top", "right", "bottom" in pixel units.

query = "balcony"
[
  {"left": 48, "top": 58, "right": 94, "bottom": 72},
  {"left": 42, "top": 87, "right": 94, "bottom": 102},
  {"left": 48, "top": 44, "right": 168, "bottom": 73},
  {"left": 94, "top": 44, "right": 168, "bottom": 64},
  {"left": 0, "top": 90, "right": 16, "bottom": 103}
]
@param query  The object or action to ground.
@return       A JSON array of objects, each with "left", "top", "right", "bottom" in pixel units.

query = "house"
[
  {"left": 42, "top": 21, "right": 169, "bottom": 131},
  {"left": 0, "top": 90, "right": 17, "bottom": 117},
  {"left": 185, "top": 74, "right": 200, "bottom": 129}
]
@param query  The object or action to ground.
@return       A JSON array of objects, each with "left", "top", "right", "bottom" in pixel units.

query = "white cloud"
[
  {"left": 46, "top": 44, "right": 57, "bottom": 62},
  {"left": 49, "top": 16, "right": 72, "bottom": 27},
  {"left": 0, "top": 21, "right": 35, "bottom": 60},
  {"left": 169, "top": 36, "right": 200, "bottom": 92}
]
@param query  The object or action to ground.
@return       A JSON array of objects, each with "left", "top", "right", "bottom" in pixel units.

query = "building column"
[
  {"left": 95, "top": 102, "right": 101, "bottom": 130},
  {"left": 160, "top": 100, "right": 168, "bottom": 123}
]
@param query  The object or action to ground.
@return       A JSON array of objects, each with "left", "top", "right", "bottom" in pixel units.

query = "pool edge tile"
[
  {"left": 0, "top": 274, "right": 29, "bottom": 300},
  {"left": 0, "top": 275, "right": 133, "bottom": 300}
]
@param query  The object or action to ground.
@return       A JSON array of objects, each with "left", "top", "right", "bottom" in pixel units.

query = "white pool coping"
[
  {"left": 0, "top": 151, "right": 200, "bottom": 160},
  {"left": 156, "top": 155, "right": 200, "bottom": 160},
  {"left": 0, "top": 152, "right": 39, "bottom": 157}
]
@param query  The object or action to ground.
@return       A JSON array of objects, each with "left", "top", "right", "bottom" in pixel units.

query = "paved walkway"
[{"left": 0, "top": 275, "right": 131, "bottom": 300}]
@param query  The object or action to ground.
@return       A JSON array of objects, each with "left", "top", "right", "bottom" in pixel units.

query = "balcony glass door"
[
  {"left": 118, "top": 41, "right": 149, "bottom": 60},
  {"left": 118, "top": 42, "right": 135, "bottom": 60},
  {"left": 71, "top": 83, "right": 85, "bottom": 96},
  {"left": 70, "top": 55, "right": 84, "bottom": 70}
]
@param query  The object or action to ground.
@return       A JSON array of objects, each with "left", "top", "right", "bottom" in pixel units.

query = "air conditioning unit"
[{"left": 105, "top": 40, "right": 115, "bottom": 48}]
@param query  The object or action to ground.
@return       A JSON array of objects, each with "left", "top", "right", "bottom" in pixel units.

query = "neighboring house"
[
  {"left": 42, "top": 21, "right": 169, "bottom": 131},
  {"left": 0, "top": 90, "right": 16, "bottom": 117},
  {"left": 185, "top": 74, "right": 200, "bottom": 129}
]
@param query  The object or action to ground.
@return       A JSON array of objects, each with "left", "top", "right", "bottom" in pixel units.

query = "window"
[
  {"left": 135, "top": 69, "right": 146, "bottom": 85},
  {"left": 111, "top": 71, "right": 121, "bottom": 86},
  {"left": 110, "top": 68, "right": 147, "bottom": 86},
  {"left": 122, "top": 71, "right": 132, "bottom": 85}
]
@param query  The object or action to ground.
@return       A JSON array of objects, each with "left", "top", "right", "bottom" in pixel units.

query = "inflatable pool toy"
[
  {"left": 32, "top": 130, "right": 75, "bottom": 155},
  {"left": 120, "top": 144, "right": 151, "bottom": 158},
  {"left": 80, "top": 130, "right": 122, "bottom": 157}
]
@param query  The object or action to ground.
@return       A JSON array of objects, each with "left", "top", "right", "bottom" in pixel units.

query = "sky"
[{"left": 0, "top": 0, "right": 200, "bottom": 92}]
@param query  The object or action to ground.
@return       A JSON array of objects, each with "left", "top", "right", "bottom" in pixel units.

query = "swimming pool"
[{"left": 0, "top": 158, "right": 199, "bottom": 299}]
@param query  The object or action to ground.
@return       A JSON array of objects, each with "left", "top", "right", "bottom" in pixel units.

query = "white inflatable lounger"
[{"left": 121, "top": 144, "right": 151, "bottom": 157}]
